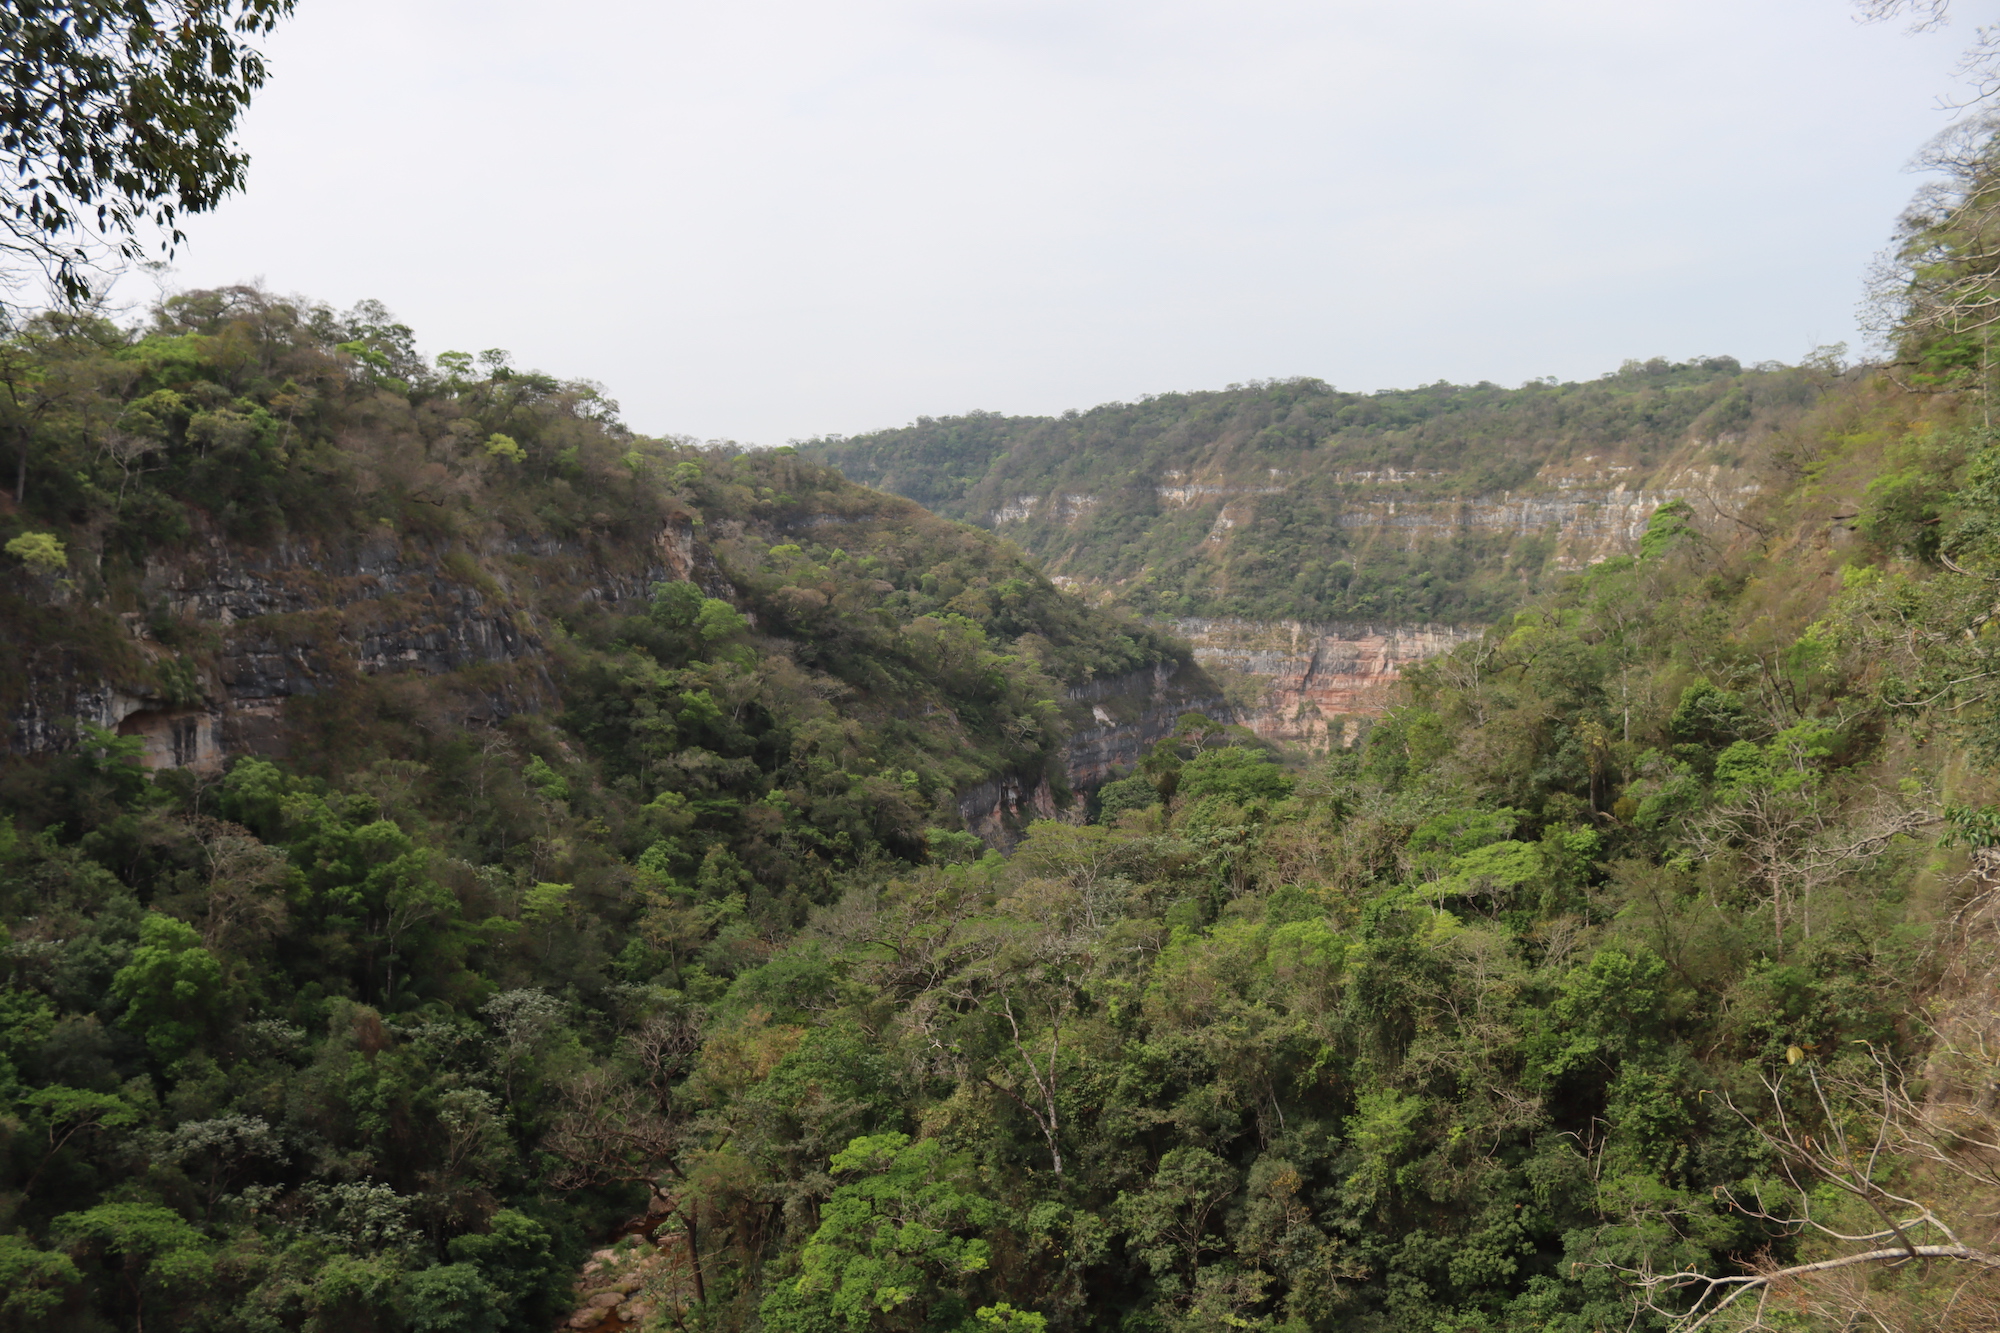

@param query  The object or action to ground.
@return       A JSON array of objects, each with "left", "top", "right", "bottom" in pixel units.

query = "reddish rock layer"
[{"left": 1172, "top": 618, "right": 1481, "bottom": 747}]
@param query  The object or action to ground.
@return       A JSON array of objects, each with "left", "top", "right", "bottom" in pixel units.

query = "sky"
[{"left": 160, "top": 0, "right": 1975, "bottom": 444}]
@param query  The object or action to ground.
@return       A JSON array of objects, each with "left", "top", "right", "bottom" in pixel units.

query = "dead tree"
[{"left": 1608, "top": 1046, "right": 2000, "bottom": 1331}]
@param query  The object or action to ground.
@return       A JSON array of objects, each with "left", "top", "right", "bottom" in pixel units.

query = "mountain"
[
  {"left": 2, "top": 234, "right": 1999, "bottom": 1333},
  {"left": 0, "top": 290, "right": 1225, "bottom": 846},
  {"left": 800, "top": 360, "right": 1839, "bottom": 742}
]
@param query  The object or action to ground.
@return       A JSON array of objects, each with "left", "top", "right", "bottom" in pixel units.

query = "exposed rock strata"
[
  {"left": 1332, "top": 460, "right": 1757, "bottom": 568},
  {"left": 6, "top": 515, "right": 1215, "bottom": 848},
  {"left": 1062, "top": 659, "right": 1235, "bottom": 786},
  {"left": 955, "top": 770, "right": 1066, "bottom": 846},
  {"left": 4, "top": 521, "right": 711, "bottom": 768},
  {"left": 982, "top": 455, "right": 1761, "bottom": 579},
  {"left": 1172, "top": 617, "right": 1481, "bottom": 747},
  {"left": 956, "top": 659, "right": 1233, "bottom": 845}
]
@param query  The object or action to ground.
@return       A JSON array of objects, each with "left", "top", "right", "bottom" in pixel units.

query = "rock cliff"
[
  {"left": 5, "top": 520, "right": 709, "bottom": 770},
  {"left": 1320, "top": 457, "right": 1759, "bottom": 569},
  {"left": 6, "top": 507, "right": 1219, "bottom": 844},
  {"left": 799, "top": 369, "right": 1794, "bottom": 736},
  {"left": 1062, "top": 659, "right": 1236, "bottom": 785},
  {"left": 1172, "top": 618, "right": 1480, "bottom": 746},
  {"left": 954, "top": 659, "right": 1233, "bottom": 842}
]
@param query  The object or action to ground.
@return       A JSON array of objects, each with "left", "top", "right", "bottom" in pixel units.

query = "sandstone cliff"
[{"left": 1172, "top": 618, "right": 1481, "bottom": 746}]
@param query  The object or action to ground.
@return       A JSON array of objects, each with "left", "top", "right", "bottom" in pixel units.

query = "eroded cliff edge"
[
  {"left": 5, "top": 511, "right": 1225, "bottom": 844},
  {"left": 1172, "top": 618, "right": 1480, "bottom": 746},
  {"left": 4, "top": 521, "right": 718, "bottom": 771}
]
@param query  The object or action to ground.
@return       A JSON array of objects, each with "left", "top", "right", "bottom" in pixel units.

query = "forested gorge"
[{"left": 7, "top": 85, "right": 2000, "bottom": 1333}]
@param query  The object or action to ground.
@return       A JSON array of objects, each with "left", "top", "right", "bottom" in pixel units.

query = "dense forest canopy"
[
  {"left": 0, "top": 269, "right": 1997, "bottom": 1332},
  {"left": 798, "top": 358, "right": 1836, "bottom": 625},
  {"left": 6, "top": 88, "right": 2000, "bottom": 1333}
]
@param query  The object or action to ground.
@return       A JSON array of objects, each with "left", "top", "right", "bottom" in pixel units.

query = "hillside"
[
  {"left": 1, "top": 246, "right": 1999, "bottom": 1331},
  {"left": 0, "top": 289, "right": 1216, "bottom": 838},
  {"left": 799, "top": 359, "right": 1832, "bottom": 626},
  {"left": 800, "top": 362, "right": 1856, "bottom": 746},
  {"left": 0, "top": 286, "right": 1220, "bottom": 1327}
]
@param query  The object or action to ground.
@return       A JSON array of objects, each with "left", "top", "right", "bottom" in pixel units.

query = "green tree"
[
  {"left": 442, "top": 1209, "right": 570, "bottom": 1332},
  {"left": 52, "top": 1202, "right": 213, "bottom": 1333},
  {"left": 0, "top": 1233, "right": 80, "bottom": 1329},
  {"left": 1175, "top": 745, "right": 1293, "bottom": 805},
  {"left": 0, "top": 1, "right": 298, "bottom": 305},
  {"left": 1115, "top": 1148, "right": 1239, "bottom": 1299},
  {"left": 19, "top": 1084, "right": 142, "bottom": 1192},
  {"left": 3, "top": 530, "right": 64, "bottom": 573},
  {"left": 109, "top": 912, "right": 225, "bottom": 1060},
  {"left": 761, "top": 1133, "right": 1007, "bottom": 1333}
]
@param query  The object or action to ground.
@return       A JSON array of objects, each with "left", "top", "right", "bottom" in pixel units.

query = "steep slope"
[
  {"left": 1, "top": 278, "right": 1996, "bottom": 1333},
  {"left": 0, "top": 288, "right": 1249, "bottom": 1332},
  {"left": 0, "top": 289, "right": 1220, "bottom": 844},
  {"left": 802, "top": 359, "right": 1839, "bottom": 739}
]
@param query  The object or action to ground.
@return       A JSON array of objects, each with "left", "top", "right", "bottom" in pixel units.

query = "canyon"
[
  {"left": 1147, "top": 457, "right": 1758, "bottom": 744},
  {"left": 6, "top": 454, "right": 1739, "bottom": 817},
  {"left": 800, "top": 368, "right": 1793, "bottom": 750},
  {"left": 8, "top": 368, "right": 1779, "bottom": 829}
]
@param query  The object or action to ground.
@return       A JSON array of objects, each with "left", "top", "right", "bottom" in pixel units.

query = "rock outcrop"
[
  {"left": 4, "top": 522, "right": 703, "bottom": 768},
  {"left": 1173, "top": 618, "right": 1481, "bottom": 747},
  {"left": 954, "top": 659, "right": 1235, "bottom": 844},
  {"left": 955, "top": 769, "right": 1068, "bottom": 845},
  {"left": 1062, "top": 659, "right": 1236, "bottom": 786},
  {"left": 1325, "top": 458, "right": 1759, "bottom": 570},
  {"left": 561, "top": 1197, "right": 701, "bottom": 1332},
  {"left": 6, "top": 513, "right": 1216, "bottom": 844}
]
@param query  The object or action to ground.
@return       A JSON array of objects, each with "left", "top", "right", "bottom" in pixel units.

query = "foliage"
[
  {"left": 0, "top": 282, "right": 1991, "bottom": 1333},
  {"left": 0, "top": 1, "right": 297, "bottom": 305},
  {"left": 3, "top": 531, "right": 63, "bottom": 574},
  {"left": 800, "top": 361, "right": 1825, "bottom": 625},
  {"left": 761, "top": 1133, "right": 1003, "bottom": 1332}
]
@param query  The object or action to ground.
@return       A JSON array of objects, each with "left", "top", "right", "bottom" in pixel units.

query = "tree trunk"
[{"left": 685, "top": 1210, "right": 705, "bottom": 1304}]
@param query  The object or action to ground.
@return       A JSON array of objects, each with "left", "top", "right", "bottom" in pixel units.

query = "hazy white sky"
[{"left": 162, "top": 0, "right": 1971, "bottom": 444}]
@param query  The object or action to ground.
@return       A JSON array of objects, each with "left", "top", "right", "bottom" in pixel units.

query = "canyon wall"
[
  {"left": 5, "top": 516, "right": 1220, "bottom": 845},
  {"left": 1172, "top": 617, "right": 1480, "bottom": 747},
  {"left": 4, "top": 523, "right": 711, "bottom": 770},
  {"left": 1320, "top": 457, "right": 1759, "bottom": 569},
  {"left": 800, "top": 374, "right": 1792, "bottom": 763},
  {"left": 1149, "top": 458, "right": 1757, "bottom": 747},
  {"left": 1062, "top": 658, "right": 1236, "bottom": 786},
  {"left": 955, "top": 659, "right": 1234, "bottom": 843}
]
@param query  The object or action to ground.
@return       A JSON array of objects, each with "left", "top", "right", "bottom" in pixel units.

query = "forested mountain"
[
  {"left": 797, "top": 359, "right": 1836, "bottom": 626},
  {"left": 4, "top": 136, "right": 2000, "bottom": 1333},
  {"left": 0, "top": 287, "right": 1198, "bottom": 1329}
]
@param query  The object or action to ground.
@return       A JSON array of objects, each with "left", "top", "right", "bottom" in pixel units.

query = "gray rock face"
[
  {"left": 7, "top": 512, "right": 1223, "bottom": 846},
  {"left": 7, "top": 524, "right": 692, "bottom": 769},
  {"left": 1062, "top": 660, "right": 1235, "bottom": 787},
  {"left": 953, "top": 659, "right": 1237, "bottom": 846}
]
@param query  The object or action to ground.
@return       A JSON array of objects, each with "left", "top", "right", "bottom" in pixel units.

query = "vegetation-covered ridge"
[
  {"left": 0, "top": 285, "right": 1199, "bottom": 1326},
  {"left": 799, "top": 356, "right": 1846, "bottom": 626},
  {"left": 4, "top": 244, "right": 2000, "bottom": 1333},
  {"left": 0, "top": 282, "right": 1181, "bottom": 793}
]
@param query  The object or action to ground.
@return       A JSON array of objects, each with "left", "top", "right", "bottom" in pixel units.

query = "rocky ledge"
[
  {"left": 1172, "top": 617, "right": 1480, "bottom": 747},
  {"left": 4, "top": 520, "right": 720, "bottom": 769}
]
